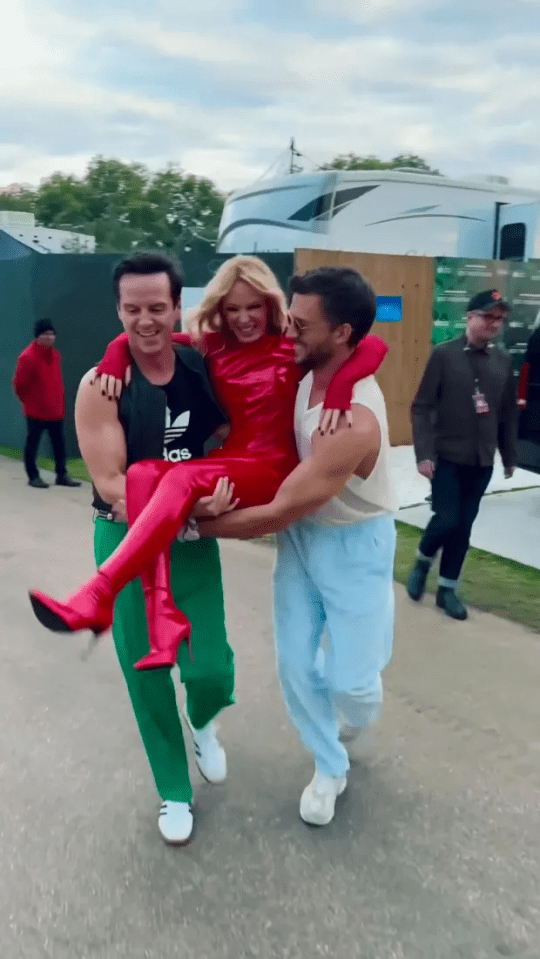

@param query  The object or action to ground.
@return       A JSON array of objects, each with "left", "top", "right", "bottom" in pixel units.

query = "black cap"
[
  {"left": 34, "top": 318, "right": 56, "bottom": 338},
  {"left": 467, "top": 289, "right": 510, "bottom": 314}
]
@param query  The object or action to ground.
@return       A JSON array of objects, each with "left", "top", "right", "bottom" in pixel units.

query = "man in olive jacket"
[{"left": 407, "top": 289, "right": 518, "bottom": 620}]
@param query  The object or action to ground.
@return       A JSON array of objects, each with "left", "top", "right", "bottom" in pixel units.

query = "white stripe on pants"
[{"left": 273, "top": 514, "right": 396, "bottom": 778}]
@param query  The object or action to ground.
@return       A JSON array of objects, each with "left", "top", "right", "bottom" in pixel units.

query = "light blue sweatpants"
[{"left": 273, "top": 514, "right": 396, "bottom": 778}]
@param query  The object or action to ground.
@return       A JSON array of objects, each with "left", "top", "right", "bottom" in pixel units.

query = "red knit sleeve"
[
  {"left": 172, "top": 332, "right": 193, "bottom": 347},
  {"left": 95, "top": 330, "right": 196, "bottom": 380},
  {"left": 94, "top": 333, "right": 132, "bottom": 380},
  {"left": 323, "top": 335, "right": 388, "bottom": 410}
]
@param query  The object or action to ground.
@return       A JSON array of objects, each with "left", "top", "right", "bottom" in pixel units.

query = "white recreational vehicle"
[{"left": 217, "top": 169, "right": 540, "bottom": 261}]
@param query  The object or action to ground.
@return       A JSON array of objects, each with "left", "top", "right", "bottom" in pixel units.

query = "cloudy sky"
[{"left": 2, "top": 0, "right": 540, "bottom": 193}]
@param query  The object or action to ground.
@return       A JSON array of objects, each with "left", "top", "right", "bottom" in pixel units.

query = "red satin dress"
[{"left": 29, "top": 331, "right": 387, "bottom": 671}]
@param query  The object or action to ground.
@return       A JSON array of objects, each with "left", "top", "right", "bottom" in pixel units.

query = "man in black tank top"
[
  {"left": 76, "top": 253, "right": 235, "bottom": 846},
  {"left": 92, "top": 350, "right": 226, "bottom": 513}
]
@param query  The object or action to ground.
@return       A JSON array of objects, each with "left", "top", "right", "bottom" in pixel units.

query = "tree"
[
  {"left": 34, "top": 174, "right": 91, "bottom": 232},
  {"left": 26, "top": 156, "right": 226, "bottom": 253},
  {"left": 323, "top": 153, "right": 441, "bottom": 175},
  {"left": 391, "top": 154, "right": 440, "bottom": 174},
  {"left": 146, "top": 165, "right": 226, "bottom": 253},
  {"left": 323, "top": 153, "right": 386, "bottom": 171},
  {"left": 0, "top": 191, "right": 36, "bottom": 213}
]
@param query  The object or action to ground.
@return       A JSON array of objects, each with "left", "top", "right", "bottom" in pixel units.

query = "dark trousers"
[
  {"left": 24, "top": 417, "right": 67, "bottom": 481},
  {"left": 419, "top": 459, "right": 493, "bottom": 582}
]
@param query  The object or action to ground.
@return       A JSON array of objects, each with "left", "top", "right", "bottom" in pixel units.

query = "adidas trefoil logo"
[
  {"left": 163, "top": 408, "right": 193, "bottom": 462},
  {"left": 165, "top": 407, "right": 190, "bottom": 441}
]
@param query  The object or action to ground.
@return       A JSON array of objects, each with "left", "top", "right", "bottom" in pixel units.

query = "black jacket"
[{"left": 411, "top": 335, "right": 518, "bottom": 469}]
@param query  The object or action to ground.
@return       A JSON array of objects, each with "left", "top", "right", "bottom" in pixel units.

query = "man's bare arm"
[
  {"left": 199, "top": 406, "right": 380, "bottom": 539},
  {"left": 75, "top": 369, "right": 128, "bottom": 519}
]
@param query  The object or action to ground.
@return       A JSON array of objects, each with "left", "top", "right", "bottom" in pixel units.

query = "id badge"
[{"left": 473, "top": 390, "right": 490, "bottom": 415}]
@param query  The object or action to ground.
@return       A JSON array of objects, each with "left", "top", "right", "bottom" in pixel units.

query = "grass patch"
[
  {"left": 394, "top": 520, "right": 540, "bottom": 633},
  {"left": 0, "top": 445, "right": 91, "bottom": 483},
  {"left": 254, "top": 520, "right": 540, "bottom": 634}
]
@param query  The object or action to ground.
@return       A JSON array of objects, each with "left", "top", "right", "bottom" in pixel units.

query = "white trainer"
[
  {"left": 183, "top": 709, "right": 227, "bottom": 784},
  {"left": 300, "top": 770, "right": 347, "bottom": 826},
  {"left": 158, "top": 801, "right": 193, "bottom": 845}
]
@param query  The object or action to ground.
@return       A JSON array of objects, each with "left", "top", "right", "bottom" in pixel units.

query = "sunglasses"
[{"left": 476, "top": 311, "right": 507, "bottom": 323}]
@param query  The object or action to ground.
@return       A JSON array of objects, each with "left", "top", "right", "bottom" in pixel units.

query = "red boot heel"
[{"left": 134, "top": 585, "right": 192, "bottom": 671}]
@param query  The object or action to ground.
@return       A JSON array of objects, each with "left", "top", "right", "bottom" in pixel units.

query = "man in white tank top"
[{"left": 199, "top": 268, "right": 397, "bottom": 827}]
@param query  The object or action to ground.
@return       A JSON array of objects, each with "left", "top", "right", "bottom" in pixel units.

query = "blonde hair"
[{"left": 188, "top": 256, "right": 288, "bottom": 341}]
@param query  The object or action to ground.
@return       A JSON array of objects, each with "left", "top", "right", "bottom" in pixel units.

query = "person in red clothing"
[
  {"left": 13, "top": 318, "right": 81, "bottom": 489},
  {"left": 29, "top": 257, "right": 387, "bottom": 674}
]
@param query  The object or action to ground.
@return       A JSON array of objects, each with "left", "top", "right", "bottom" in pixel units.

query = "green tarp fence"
[
  {"left": 0, "top": 251, "right": 294, "bottom": 459},
  {"left": 433, "top": 257, "right": 540, "bottom": 374}
]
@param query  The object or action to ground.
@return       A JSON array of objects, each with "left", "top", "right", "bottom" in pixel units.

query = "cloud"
[
  {"left": 0, "top": 0, "right": 539, "bottom": 195},
  {"left": 312, "top": 0, "right": 435, "bottom": 21},
  {"left": 314, "top": 0, "right": 538, "bottom": 29}
]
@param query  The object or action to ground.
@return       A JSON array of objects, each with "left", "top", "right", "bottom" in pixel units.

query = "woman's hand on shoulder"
[
  {"left": 318, "top": 408, "right": 354, "bottom": 436},
  {"left": 89, "top": 366, "right": 131, "bottom": 400}
]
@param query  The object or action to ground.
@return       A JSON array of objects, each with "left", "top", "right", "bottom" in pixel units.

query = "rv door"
[{"left": 497, "top": 203, "right": 540, "bottom": 260}]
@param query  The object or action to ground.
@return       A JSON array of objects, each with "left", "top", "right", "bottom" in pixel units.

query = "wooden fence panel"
[{"left": 294, "top": 249, "right": 434, "bottom": 445}]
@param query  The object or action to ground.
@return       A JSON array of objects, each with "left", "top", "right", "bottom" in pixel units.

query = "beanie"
[{"left": 34, "top": 318, "right": 56, "bottom": 338}]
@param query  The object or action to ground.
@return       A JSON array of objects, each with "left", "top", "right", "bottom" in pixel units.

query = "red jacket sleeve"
[
  {"left": 13, "top": 352, "right": 36, "bottom": 401},
  {"left": 323, "top": 335, "right": 388, "bottom": 410}
]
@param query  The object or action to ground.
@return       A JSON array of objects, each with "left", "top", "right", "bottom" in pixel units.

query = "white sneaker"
[
  {"left": 158, "top": 801, "right": 193, "bottom": 845},
  {"left": 300, "top": 769, "right": 347, "bottom": 826},
  {"left": 183, "top": 709, "right": 227, "bottom": 784}
]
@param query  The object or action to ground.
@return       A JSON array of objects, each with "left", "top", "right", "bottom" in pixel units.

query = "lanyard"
[
  {"left": 465, "top": 347, "right": 486, "bottom": 394},
  {"left": 465, "top": 348, "right": 490, "bottom": 414}
]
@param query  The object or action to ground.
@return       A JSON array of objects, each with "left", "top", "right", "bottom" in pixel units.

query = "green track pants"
[{"left": 94, "top": 518, "right": 235, "bottom": 803}]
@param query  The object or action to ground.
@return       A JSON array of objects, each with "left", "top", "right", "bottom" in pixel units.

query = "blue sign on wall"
[{"left": 375, "top": 295, "right": 402, "bottom": 322}]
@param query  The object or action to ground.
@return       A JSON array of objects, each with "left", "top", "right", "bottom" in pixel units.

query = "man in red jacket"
[{"left": 13, "top": 319, "right": 81, "bottom": 489}]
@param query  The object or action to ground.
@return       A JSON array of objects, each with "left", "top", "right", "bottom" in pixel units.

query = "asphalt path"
[{"left": 0, "top": 456, "right": 539, "bottom": 959}]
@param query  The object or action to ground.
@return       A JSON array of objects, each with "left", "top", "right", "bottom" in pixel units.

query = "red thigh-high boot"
[
  {"left": 29, "top": 457, "right": 173, "bottom": 638},
  {"left": 29, "top": 456, "right": 273, "bottom": 644},
  {"left": 28, "top": 458, "right": 204, "bottom": 640},
  {"left": 124, "top": 462, "right": 192, "bottom": 671},
  {"left": 135, "top": 547, "right": 192, "bottom": 671}
]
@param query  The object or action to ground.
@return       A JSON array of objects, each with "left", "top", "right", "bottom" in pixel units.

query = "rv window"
[{"left": 499, "top": 222, "right": 526, "bottom": 260}]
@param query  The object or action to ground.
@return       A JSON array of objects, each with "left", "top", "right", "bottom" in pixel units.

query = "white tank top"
[{"left": 295, "top": 373, "right": 398, "bottom": 525}]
